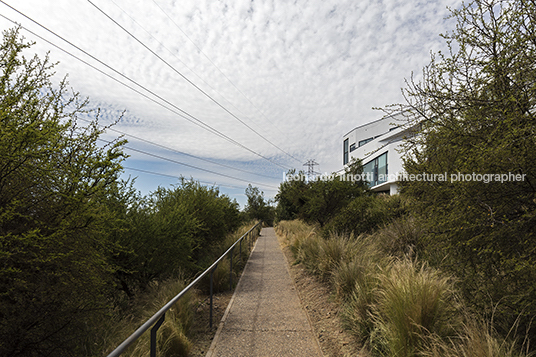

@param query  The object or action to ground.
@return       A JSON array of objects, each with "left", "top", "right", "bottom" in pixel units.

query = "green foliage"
[
  {"left": 274, "top": 169, "right": 308, "bottom": 222},
  {"left": 389, "top": 0, "right": 536, "bottom": 342},
  {"left": 276, "top": 159, "right": 368, "bottom": 226},
  {"left": 0, "top": 27, "right": 246, "bottom": 356},
  {"left": 244, "top": 184, "right": 275, "bottom": 225},
  {"left": 323, "top": 194, "right": 405, "bottom": 237},
  {"left": 111, "top": 179, "right": 242, "bottom": 296},
  {"left": 0, "top": 28, "right": 127, "bottom": 356},
  {"left": 150, "top": 180, "right": 241, "bottom": 261},
  {"left": 301, "top": 176, "right": 362, "bottom": 227}
]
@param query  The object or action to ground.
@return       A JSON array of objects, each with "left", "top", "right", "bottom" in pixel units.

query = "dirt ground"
[
  {"left": 278, "top": 239, "right": 362, "bottom": 357},
  {"left": 189, "top": 290, "right": 234, "bottom": 357},
  {"left": 188, "top": 234, "right": 362, "bottom": 357}
]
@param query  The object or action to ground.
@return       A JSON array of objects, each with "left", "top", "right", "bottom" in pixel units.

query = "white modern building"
[{"left": 342, "top": 113, "right": 412, "bottom": 195}]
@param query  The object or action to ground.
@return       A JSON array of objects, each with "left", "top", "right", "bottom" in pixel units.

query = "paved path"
[{"left": 206, "top": 227, "right": 322, "bottom": 357}]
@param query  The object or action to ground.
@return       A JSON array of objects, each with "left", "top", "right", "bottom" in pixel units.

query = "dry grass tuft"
[
  {"left": 371, "top": 259, "right": 461, "bottom": 356},
  {"left": 276, "top": 219, "right": 532, "bottom": 357}
]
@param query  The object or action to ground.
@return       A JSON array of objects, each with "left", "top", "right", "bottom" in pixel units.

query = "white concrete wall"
[{"left": 343, "top": 114, "right": 409, "bottom": 193}]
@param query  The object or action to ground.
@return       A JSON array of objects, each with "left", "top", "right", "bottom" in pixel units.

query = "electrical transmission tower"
[{"left": 303, "top": 159, "right": 320, "bottom": 182}]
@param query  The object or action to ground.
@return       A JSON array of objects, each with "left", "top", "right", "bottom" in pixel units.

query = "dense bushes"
[
  {"left": 275, "top": 1, "right": 536, "bottom": 353},
  {"left": 244, "top": 184, "right": 275, "bottom": 226},
  {"left": 111, "top": 180, "right": 242, "bottom": 297},
  {"left": 275, "top": 160, "right": 368, "bottom": 227},
  {"left": 0, "top": 28, "right": 247, "bottom": 356},
  {"left": 392, "top": 0, "right": 536, "bottom": 343},
  {"left": 0, "top": 28, "right": 127, "bottom": 356},
  {"left": 322, "top": 194, "right": 405, "bottom": 237},
  {"left": 277, "top": 220, "right": 532, "bottom": 356}
]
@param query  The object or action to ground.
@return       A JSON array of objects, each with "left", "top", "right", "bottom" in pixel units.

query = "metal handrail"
[{"left": 106, "top": 221, "right": 263, "bottom": 357}]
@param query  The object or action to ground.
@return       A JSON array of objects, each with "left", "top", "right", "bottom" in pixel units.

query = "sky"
[{"left": 0, "top": 0, "right": 461, "bottom": 208}]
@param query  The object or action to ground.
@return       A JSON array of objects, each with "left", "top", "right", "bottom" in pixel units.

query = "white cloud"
[{"left": 0, "top": 0, "right": 461, "bottom": 203}]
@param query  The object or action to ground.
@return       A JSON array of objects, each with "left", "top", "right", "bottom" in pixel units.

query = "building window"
[
  {"left": 343, "top": 139, "right": 349, "bottom": 165},
  {"left": 349, "top": 143, "right": 356, "bottom": 152},
  {"left": 362, "top": 152, "right": 388, "bottom": 187},
  {"left": 358, "top": 137, "right": 373, "bottom": 147}
]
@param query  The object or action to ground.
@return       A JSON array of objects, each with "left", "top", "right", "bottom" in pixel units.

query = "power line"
[
  {"left": 112, "top": 127, "right": 279, "bottom": 180},
  {"left": 122, "top": 166, "right": 248, "bottom": 190},
  {"left": 0, "top": 11, "right": 283, "bottom": 191},
  {"left": 78, "top": 117, "right": 278, "bottom": 180},
  {"left": 150, "top": 0, "right": 300, "bottom": 159},
  {"left": 87, "top": 0, "right": 300, "bottom": 164},
  {"left": 0, "top": 1, "right": 290, "bottom": 170},
  {"left": 107, "top": 0, "right": 298, "bottom": 162},
  {"left": 0, "top": 12, "right": 268, "bottom": 173},
  {"left": 99, "top": 138, "right": 279, "bottom": 190}
]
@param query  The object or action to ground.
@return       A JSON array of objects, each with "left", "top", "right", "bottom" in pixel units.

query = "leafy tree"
[
  {"left": 149, "top": 180, "right": 242, "bottom": 265},
  {"left": 111, "top": 179, "right": 242, "bottom": 295},
  {"left": 244, "top": 184, "right": 275, "bottom": 225},
  {"left": 275, "top": 169, "right": 308, "bottom": 222},
  {"left": 323, "top": 194, "right": 405, "bottom": 237},
  {"left": 0, "top": 28, "right": 127, "bottom": 355},
  {"left": 390, "top": 0, "right": 536, "bottom": 342},
  {"left": 301, "top": 160, "right": 367, "bottom": 227},
  {"left": 275, "top": 159, "right": 368, "bottom": 227}
]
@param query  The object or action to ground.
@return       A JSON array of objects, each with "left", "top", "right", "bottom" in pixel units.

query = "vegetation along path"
[{"left": 206, "top": 227, "right": 322, "bottom": 357}]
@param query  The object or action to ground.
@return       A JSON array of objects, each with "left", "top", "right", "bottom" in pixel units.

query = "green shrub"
[
  {"left": 112, "top": 180, "right": 242, "bottom": 296},
  {"left": 0, "top": 28, "right": 127, "bottom": 356},
  {"left": 323, "top": 194, "right": 405, "bottom": 238},
  {"left": 393, "top": 0, "right": 536, "bottom": 346},
  {"left": 275, "top": 160, "right": 368, "bottom": 226}
]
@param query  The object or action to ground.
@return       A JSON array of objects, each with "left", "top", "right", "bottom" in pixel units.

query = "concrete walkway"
[{"left": 206, "top": 227, "right": 322, "bottom": 357}]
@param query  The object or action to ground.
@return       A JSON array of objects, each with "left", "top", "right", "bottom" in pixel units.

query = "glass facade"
[
  {"left": 358, "top": 137, "right": 373, "bottom": 147},
  {"left": 362, "top": 152, "right": 388, "bottom": 187}
]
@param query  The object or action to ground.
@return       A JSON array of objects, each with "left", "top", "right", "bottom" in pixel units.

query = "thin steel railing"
[{"left": 106, "top": 221, "right": 262, "bottom": 357}]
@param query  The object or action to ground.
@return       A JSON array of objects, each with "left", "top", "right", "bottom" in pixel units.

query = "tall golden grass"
[
  {"left": 276, "top": 219, "right": 533, "bottom": 357},
  {"left": 101, "top": 278, "right": 194, "bottom": 357}
]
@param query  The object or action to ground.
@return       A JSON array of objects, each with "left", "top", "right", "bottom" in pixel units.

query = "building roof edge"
[{"left": 342, "top": 111, "right": 407, "bottom": 138}]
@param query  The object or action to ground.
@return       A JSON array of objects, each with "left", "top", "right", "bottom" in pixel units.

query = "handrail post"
[
  {"left": 209, "top": 264, "right": 216, "bottom": 328},
  {"left": 150, "top": 313, "right": 165, "bottom": 357},
  {"left": 229, "top": 247, "right": 234, "bottom": 290},
  {"left": 105, "top": 222, "right": 261, "bottom": 357}
]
